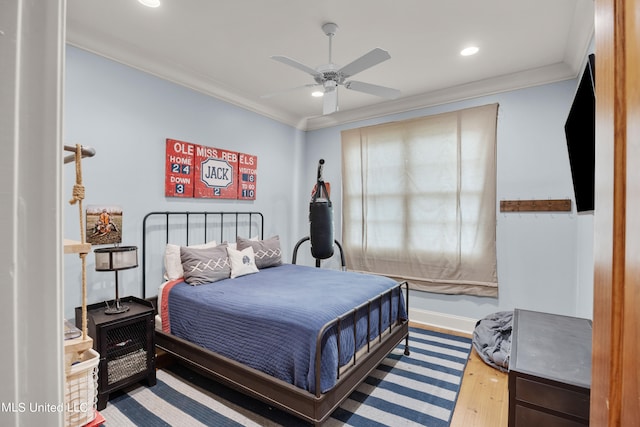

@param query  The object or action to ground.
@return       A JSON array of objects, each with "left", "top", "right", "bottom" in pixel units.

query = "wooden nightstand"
[{"left": 76, "top": 296, "right": 156, "bottom": 410}]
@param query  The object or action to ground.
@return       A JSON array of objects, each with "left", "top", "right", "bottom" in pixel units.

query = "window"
[{"left": 341, "top": 103, "right": 498, "bottom": 297}]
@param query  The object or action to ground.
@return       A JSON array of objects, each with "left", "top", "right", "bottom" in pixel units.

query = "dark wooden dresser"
[{"left": 508, "top": 309, "right": 592, "bottom": 427}]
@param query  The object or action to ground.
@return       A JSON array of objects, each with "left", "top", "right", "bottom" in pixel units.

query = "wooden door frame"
[{"left": 592, "top": 0, "right": 640, "bottom": 425}]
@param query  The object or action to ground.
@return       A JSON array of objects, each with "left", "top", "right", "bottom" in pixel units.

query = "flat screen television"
[{"left": 564, "top": 53, "right": 595, "bottom": 212}]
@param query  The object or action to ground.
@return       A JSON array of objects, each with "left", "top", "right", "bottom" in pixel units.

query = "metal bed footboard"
[{"left": 314, "top": 280, "right": 410, "bottom": 397}]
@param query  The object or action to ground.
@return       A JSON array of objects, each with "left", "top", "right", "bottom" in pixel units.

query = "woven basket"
[{"left": 65, "top": 349, "right": 99, "bottom": 427}]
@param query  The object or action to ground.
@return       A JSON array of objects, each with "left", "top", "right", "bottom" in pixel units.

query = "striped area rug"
[{"left": 100, "top": 327, "right": 472, "bottom": 426}]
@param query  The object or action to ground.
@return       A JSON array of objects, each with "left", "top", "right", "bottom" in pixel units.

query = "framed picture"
[{"left": 86, "top": 205, "right": 123, "bottom": 245}]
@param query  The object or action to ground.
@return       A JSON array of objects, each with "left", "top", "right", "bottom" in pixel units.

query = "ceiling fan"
[{"left": 264, "top": 22, "right": 400, "bottom": 115}]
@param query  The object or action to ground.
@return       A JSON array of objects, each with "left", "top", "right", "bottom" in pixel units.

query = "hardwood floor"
[
  {"left": 450, "top": 346, "right": 509, "bottom": 427},
  {"left": 412, "top": 323, "right": 509, "bottom": 427}
]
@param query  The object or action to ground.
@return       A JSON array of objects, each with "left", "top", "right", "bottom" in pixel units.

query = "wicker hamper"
[{"left": 65, "top": 349, "right": 99, "bottom": 427}]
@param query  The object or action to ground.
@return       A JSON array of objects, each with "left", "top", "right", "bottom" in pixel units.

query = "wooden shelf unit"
[
  {"left": 63, "top": 144, "right": 96, "bottom": 365},
  {"left": 64, "top": 239, "right": 93, "bottom": 366},
  {"left": 64, "top": 238, "right": 92, "bottom": 254},
  {"left": 64, "top": 336, "right": 94, "bottom": 368}
]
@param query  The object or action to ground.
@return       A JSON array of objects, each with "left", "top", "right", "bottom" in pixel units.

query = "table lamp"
[{"left": 94, "top": 246, "right": 138, "bottom": 314}]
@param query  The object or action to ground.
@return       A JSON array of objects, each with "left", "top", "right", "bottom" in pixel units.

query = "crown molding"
[
  {"left": 65, "top": 34, "right": 304, "bottom": 128},
  {"left": 304, "top": 62, "right": 578, "bottom": 131},
  {"left": 67, "top": 31, "right": 583, "bottom": 132}
]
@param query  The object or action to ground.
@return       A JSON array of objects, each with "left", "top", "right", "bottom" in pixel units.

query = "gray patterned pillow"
[
  {"left": 236, "top": 235, "right": 282, "bottom": 269},
  {"left": 180, "top": 244, "right": 230, "bottom": 285}
]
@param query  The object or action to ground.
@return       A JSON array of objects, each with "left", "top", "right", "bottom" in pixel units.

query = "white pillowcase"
[
  {"left": 164, "top": 240, "right": 217, "bottom": 280},
  {"left": 227, "top": 246, "right": 259, "bottom": 279}
]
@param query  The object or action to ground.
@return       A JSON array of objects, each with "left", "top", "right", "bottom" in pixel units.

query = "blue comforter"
[{"left": 167, "top": 264, "right": 407, "bottom": 393}]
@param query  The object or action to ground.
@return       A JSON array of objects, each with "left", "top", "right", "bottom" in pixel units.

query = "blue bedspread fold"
[{"left": 167, "top": 263, "right": 407, "bottom": 393}]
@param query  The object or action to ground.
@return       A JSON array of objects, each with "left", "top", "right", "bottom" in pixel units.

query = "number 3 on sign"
[{"left": 175, "top": 184, "right": 184, "bottom": 194}]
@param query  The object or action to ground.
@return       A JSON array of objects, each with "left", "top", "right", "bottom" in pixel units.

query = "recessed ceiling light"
[
  {"left": 138, "top": 0, "right": 160, "bottom": 7},
  {"left": 460, "top": 46, "right": 479, "bottom": 56},
  {"left": 311, "top": 91, "right": 324, "bottom": 97}
]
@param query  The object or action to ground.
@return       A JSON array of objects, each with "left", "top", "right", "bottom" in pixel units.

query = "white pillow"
[
  {"left": 227, "top": 246, "right": 259, "bottom": 279},
  {"left": 164, "top": 240, "right": 217, "bottom": 280}
]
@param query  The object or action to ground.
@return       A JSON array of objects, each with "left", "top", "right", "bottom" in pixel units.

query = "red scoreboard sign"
[
  {"left": 165, "top": 139, "right": 195, "bottom": 197},
  {"left": 237, "top": 153, "right": 257, "bottom": 200},
  {"left": 165, "top": 139, "right": 257, "bottom": 200},
  {"left": 193, "top": 146, "right": 238, "bottom": 199}
]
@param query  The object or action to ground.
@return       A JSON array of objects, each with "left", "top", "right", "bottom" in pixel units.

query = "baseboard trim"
[{"left": 409, "top": 308, "right": 477, "bottom": 335}]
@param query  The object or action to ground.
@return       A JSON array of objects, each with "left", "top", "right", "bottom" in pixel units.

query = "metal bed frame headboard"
[{"left": 141, "top": 211, "right": 264, "bottom": 298}]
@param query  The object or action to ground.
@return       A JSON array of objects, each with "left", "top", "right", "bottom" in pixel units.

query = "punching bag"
[{"left": 309, "top": 159, "right": 334, "bottom": 259}]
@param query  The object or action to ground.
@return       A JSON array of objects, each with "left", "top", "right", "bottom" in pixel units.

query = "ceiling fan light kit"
[{"left": 267, "top": 22, "right": 400, "bottom": 115}]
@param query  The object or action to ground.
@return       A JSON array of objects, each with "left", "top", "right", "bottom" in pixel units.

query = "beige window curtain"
[{"left": 341, "top": 103, "right": 498, "bottom": 297}]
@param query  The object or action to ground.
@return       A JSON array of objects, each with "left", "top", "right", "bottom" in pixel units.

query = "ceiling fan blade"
[
  {"left": 323, "top": 85, "right": 338, "bottom": 115},
  {"left": 344, "top": 80, "right": 400, "bottom": 99},
  {"left": 260, "top": 83, "right": 319, "bottom": 99},
  {"left": 271, "top": 55, "right": 321, "bottom": 78},
  {"left": 338, "top": 48, "right": 391, "bottom": 78}
]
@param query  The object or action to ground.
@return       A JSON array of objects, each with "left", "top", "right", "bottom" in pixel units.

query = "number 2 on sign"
[{"left": 171, "top": 164, "right": 191, "bottom": 174}]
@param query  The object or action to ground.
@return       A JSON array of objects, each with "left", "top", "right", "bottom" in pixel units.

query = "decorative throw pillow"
[
  {"left": 224, "top": 235, "right": 258, "bottom": 251},
  {"left": 180, "top": 244, "right": 230, "bottom": 285},
  {"left": 164, "top": 240, "right": 217, "bottom": 280},
  {"left": 236, "top": 235, "right": 282, "bottom": 269},
  {"left": 227, "top": 246, "right": 259, "bottom": 278}
]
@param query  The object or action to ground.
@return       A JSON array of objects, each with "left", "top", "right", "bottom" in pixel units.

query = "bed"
[{"left": 142, "top": 211, "right": 410, "bottom": 425}]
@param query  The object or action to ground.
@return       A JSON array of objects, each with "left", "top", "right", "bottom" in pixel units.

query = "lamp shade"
[{"left": 94, "top": 246, "right": 138, "bottom": 271}]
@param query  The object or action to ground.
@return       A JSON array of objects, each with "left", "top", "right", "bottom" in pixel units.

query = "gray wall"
[
  {"left": 64, "top": 46, "right": 305, "bottom": 318},
  {"left": 303, "top": 80, "right": 594, "bottom": 321},
  {"left": 65, "top": 45, "right": 594, "bottom": 324}
]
